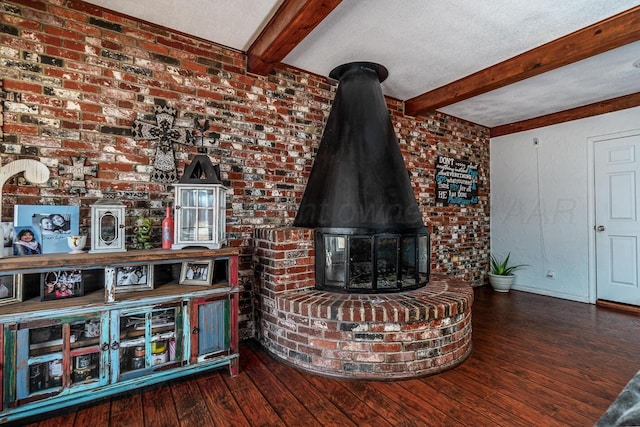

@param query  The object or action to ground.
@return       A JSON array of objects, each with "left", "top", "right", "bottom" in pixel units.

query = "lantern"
[
  {"left": 90, "top": 187, "right": 126, "bottom": 253},
  {"left": 172, "top": 153, "right": 226, "bottom": 250}
]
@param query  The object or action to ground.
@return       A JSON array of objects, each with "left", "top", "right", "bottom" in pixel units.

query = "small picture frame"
[
  {"left": 41, "top": 270, "right": 84, "bottom": 301},
  {"left": 0, "top": 274, "right": 22, "bottom": 306},
  {"left": 179, "top": 261, "right": 213, "bottom": 286},
  {"left": 1, "top": 222, "right": 15, "bottom": 257},
  {"left": 115, "top": 265, "right": 154, "bottom": 293}
]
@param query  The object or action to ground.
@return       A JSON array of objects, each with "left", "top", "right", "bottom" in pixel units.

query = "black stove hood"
[
  {"left": 294, "top": 62, "right": 429, "bottom": 293},
  {"left": 293, "top": 62, "right": 424, "bottom": 232}
]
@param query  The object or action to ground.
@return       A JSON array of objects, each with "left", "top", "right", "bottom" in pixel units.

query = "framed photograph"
[
  {"left": 0, "top": 274, "right": 22, "bottom": 306},
  {"left": 41, "top": 270, "right": 84, "bottom": 301},
  {"left": 115, "top": 265, "right": 154, "bottom": 293},
  {"left": 13, "top": 226, "right": 42, "bottom": 256},
  {"left": 14, "top": 205, "right": 80, "bottom": 254},
  {"left": 1, "top": 222, "right": 15, "bottom": 257},
  {"left": 179, "top": 261, "right": 213, "bottom": 286}
]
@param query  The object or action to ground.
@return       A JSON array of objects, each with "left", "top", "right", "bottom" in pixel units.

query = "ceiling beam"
[
  {"left": 490, "top": 92, "right": 640, "bottom": 137},
  {"left": 247, "top": 0, "right": 343, "bottom": 76},
  {"left": 405, "top": 6, "right": 640, "bottom": 117}
]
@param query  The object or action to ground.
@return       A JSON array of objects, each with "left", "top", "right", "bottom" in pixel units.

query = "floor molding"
[{"left": 596, "top": 299, "right": 640, "bottom": 315}]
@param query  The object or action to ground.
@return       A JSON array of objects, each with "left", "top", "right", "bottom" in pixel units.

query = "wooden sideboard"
[{"left": 0, "top": 247, "right": 239, "bottom": 424}]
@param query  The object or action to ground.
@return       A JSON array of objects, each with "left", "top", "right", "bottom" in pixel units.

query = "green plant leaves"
[{"left": 490, "top": 252, "right": 528, "bottom": 276}]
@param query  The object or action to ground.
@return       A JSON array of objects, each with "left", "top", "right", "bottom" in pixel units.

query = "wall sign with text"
[{"left": 435, "top": 156, "right": 479, "bottom": 205}]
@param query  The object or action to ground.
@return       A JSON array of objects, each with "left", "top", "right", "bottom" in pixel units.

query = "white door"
[{"left": 594, "top": 131, "right": 640, "bottom": 306}]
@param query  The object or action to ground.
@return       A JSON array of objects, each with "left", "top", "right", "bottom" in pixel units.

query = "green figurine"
[{"left": 132, "top": 216, "right": 153, "bottom": 250}]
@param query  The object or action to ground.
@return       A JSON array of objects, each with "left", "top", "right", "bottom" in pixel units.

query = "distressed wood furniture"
[{"left": 0, "top": 248, "right": 239, "bottom": 424}]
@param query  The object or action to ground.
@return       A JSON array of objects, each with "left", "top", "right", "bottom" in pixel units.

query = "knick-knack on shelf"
[
  {"left": 132, "top": 216, "right": 153, "bottom": 250},
  {"left": 67, "top": 235, "right": 87, "bottom": 254},
  {"left": 161, "top": 206, "right": 174, "bottom": 249}
]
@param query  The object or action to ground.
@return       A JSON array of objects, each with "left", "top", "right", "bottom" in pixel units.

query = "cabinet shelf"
[{"left": 120, "top": 331, "right": 175, "bottom": 348}]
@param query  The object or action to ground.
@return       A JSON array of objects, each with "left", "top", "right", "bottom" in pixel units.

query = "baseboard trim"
[{"left": 596, "top": 299, "right": 640, "bottom": 315}]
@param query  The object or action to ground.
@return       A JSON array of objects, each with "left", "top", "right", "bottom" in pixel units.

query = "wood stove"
[{"left": 294, "top": 62, "right": 430, "bottom": 293}]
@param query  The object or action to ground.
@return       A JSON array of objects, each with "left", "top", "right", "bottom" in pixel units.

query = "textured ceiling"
[{"left": 84, "top": 0, "right": 640, "bottom": 129}]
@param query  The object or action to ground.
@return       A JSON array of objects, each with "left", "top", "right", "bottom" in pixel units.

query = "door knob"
[{"left": 596, "top": 225, "right": 606, "bottom": 232}]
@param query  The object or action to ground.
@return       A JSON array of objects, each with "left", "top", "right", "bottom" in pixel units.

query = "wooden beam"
[
  {"left": 405, "top": 6, "right": 640, "bottom": 117},
  {"left": 490, "top": 92, "right": 640, "bottom": 137},
  {"left": 247, "top": 0, "right": 343, "bottom": 76}
]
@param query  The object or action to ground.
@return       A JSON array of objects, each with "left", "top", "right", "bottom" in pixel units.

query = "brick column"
[{"left": 253, "top": 227, "right": 315, "bottom": 339}]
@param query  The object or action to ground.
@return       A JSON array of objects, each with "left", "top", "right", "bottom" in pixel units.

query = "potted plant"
[{"left": 488, "top": 252, "right": 528, "bottom": 292}]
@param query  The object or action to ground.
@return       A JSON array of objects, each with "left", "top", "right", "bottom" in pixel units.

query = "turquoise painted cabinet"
[
  {"left": 0, "top": 248, "right": 239, "bottom": 424},
  {"left": 190, "top": 296, "right": 232, "bottom": 363},
  {"left": 5, "top": 311, "right": 110, "bottom": 408},
  {"left": 111, "top": 302, "right": 185, "bottom": 383}
]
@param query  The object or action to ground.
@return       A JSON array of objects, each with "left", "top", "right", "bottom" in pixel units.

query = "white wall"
[{"left": 490, "top": 106, "right": 640, "bottom": 303}]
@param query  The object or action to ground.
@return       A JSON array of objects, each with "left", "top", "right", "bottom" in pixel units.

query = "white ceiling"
[{"left": 84, "top": 0, "right": 640, "bottom": 128}]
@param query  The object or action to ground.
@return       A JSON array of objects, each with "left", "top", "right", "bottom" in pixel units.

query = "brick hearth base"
[{"left": 254, "top": 227, "right": 474, "bottom": 380}]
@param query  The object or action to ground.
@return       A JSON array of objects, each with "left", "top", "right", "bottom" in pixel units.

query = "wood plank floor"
[{"left": 17, "top": 286, "right": 640, "bottom": 426}]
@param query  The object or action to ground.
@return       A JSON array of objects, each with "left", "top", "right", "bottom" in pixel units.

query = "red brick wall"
[{"left": 0, "top": 0, "right": 490, "bottom": 339}]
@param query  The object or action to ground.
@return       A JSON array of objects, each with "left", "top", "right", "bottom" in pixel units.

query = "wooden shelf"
[
  {"left": 0, "top": 290, "right": 105, "bottom": 316},
  {"left": 0, "top": 284, "right": 234, "bottom": 319},
  {"left": 0, "top": 247, "right": 239, "bottom": 274}
]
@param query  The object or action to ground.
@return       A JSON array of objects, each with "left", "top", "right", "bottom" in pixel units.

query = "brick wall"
[{"left": 0, "top": 0, "right": 490, "bottom": 339}]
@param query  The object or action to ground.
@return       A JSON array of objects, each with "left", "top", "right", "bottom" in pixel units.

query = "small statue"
[{"left": 132, "top": 216, "right": 153, "bottom": 250}]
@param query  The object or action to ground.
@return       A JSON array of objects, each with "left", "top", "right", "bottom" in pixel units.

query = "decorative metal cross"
[
  {"left": 58, "top": 156, "right": 97, "bottom": 194},
  {"left": 131, "top": 105, "right": 193, "bottom": 183},
  {"left": 193, "top": 118, "right": 210, "bottom": 143}
]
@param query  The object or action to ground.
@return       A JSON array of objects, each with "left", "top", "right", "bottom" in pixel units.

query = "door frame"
[{"left": 587, "top": 128, "right": 640, "bottom": 304}]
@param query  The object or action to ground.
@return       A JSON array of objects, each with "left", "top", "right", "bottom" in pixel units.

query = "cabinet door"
[
  {"left": 190, "top": 296, "right": 230, "bottom": 363},
  {"left": 112, "top": 302, "right": 184, "bottom": 382},
  {"left": 12, "top": 313, "right": 109, "bottom": 405}
]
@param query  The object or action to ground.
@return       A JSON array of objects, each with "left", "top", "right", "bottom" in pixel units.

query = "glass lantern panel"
[
  {"left": 180, "top": 208, "right": 197, "bottom": 241},
  {"left": 195, "top": 189, "right": 215, "bottom": 241},
  {"left": 196, "top": 208, "right": 213, "bottom": 241},
  {"left": 100, "top": 212, "right": 117, "bottom": 243},
  {"left": 198, "top": 189, "right": 214, "bottom": 208},
  {"left": 218, "top": 191, "right": 226, "bottom": 241},
  {"left": 180, "top": 189, "right": 197, "bottom": 206}
]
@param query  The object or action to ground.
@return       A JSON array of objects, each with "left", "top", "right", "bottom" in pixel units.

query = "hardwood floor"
[{"left": 18, "top": 286, "right": 640, "bottom": 426}]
